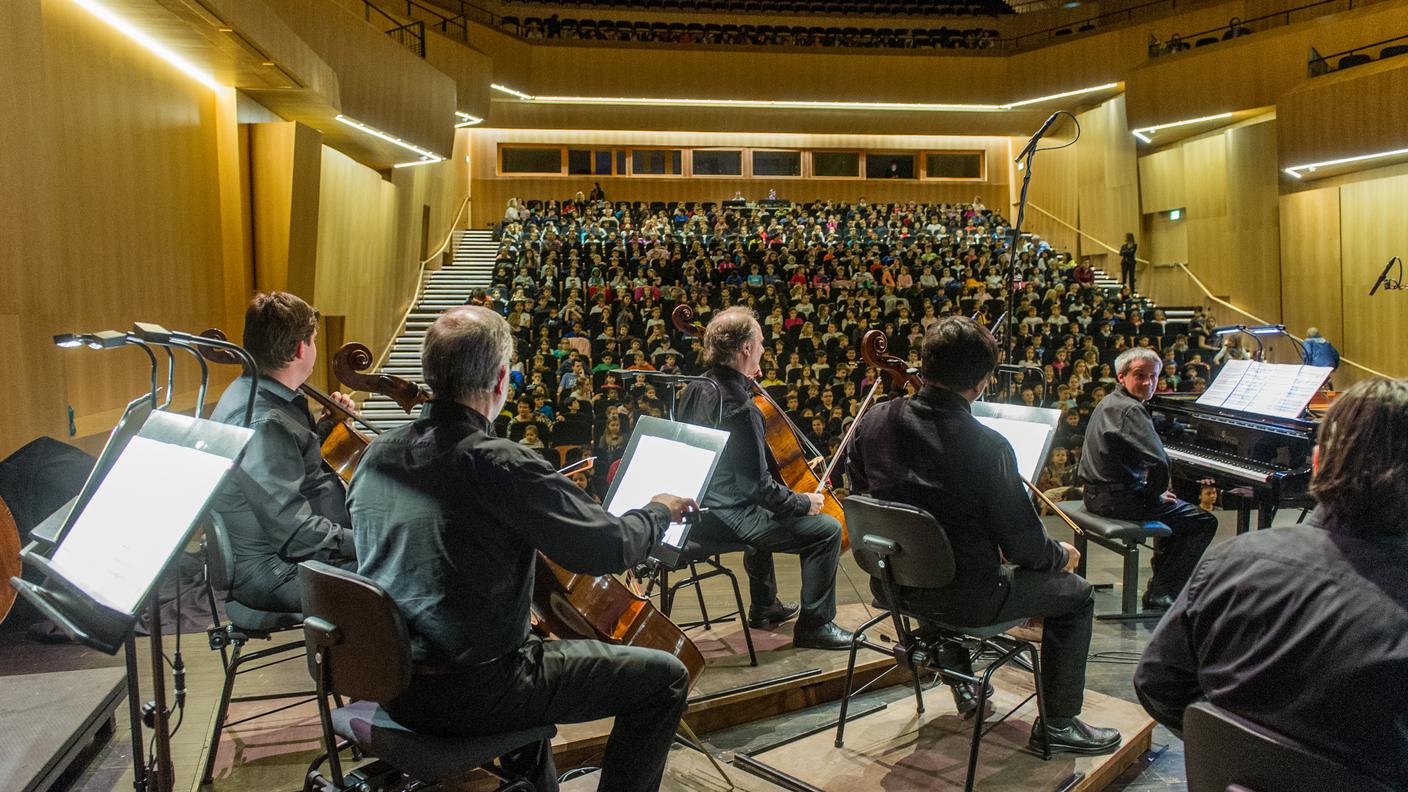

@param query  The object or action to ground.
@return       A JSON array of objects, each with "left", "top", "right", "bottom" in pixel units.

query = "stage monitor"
[
  {"left": 971, "top": 402, "right": 1063, "bottom": 483},
  {"left": 603, "top": 416, "right": 729, "bottom": 565}
]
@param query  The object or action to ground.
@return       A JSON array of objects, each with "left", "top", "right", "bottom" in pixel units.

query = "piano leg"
[{"left": 1257, "top": 493, "right": 1277, "bottom": 531}]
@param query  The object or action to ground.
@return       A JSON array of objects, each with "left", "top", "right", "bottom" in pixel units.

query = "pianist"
[{"left": 1078, "top": 348, "right": 1217, "bottom": 611}]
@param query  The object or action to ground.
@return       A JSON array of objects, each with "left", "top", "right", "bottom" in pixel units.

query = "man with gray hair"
[
  {"left": 349, "top": 306, "right": 696, "bottom": 792},
  {"left": 1080, "top": 346, "right": 1217, "bottom": 611}
]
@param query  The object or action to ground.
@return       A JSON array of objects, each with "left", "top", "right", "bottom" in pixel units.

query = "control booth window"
[
  {"left": 500, "top": 146, "right": 563, "bottom": 174},
  {"left": 692, "top": 150, "right": 743, "bottom": 176},
  {"left": 632, "top": 149, "right": 683, "bottom": 176},
  {"left": 752, "top": 150, "right": 802, "bottom": 177},
  {"left": 866, "top": 152, "right": 916, "bottom": 179},
  {"left": 568, "top": 148, "right": 616, "bottom": 175},
  {"left": 924, "top": 151, "right": 985, "bottom": 180},
  {"left": 813, "top": 151, "right": 860, "bottom": 178}
]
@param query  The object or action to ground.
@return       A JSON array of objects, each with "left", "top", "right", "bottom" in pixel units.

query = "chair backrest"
[
  {"left": 297, "top": 561, "right": 412, "bottom": 704},
  {"left": 1184, "top": 702, "right": 1397, "bottom": 792},
  {"left": 204, "top": 511, "right": 236, "bottom": 594},
  {"left": 842, "top": 495, "right": 956, "bottom": 590}
]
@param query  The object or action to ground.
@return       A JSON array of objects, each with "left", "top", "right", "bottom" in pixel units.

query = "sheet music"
[
  {"left": 974, "top": 416, "right": 1057, "bottom": 482},
  {"left": 1196, "top": 361, "right": 1332, "bottom": 419},
  {"left": 49, "top": 436, "right": 235, "bottom": 614},
  {"left": 605, "top": 434, "right": 718, "bottom": 519}
]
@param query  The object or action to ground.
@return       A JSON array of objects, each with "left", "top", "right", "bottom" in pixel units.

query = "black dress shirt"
[
  {"left": 676, "top": 366, "right": 810, "bottom": 517},
  {"left": 1079, "top": 386, "right": 1169, "bottom": 506},
  {"left": 848, "top": 386, "right": 1067, "bottom": 587},
  {"left": 210, "top": 376, "right": 353, "bottom": 608},
  {"left": 348, "top": 400, "right": 670, "bottom": 668},
  {"left": 1135, "top": 510, "right": 1408, "bottom": 787}
]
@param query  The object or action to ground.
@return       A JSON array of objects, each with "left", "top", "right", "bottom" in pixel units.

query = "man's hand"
[
  {"left": 1161, "top": 490, "right": 1178, "bottom": 503},
  {"left": 649, "top": 494, "right": 698, "bottom": 523},
  {"left": 804, "top": 492, "right": 826, "bottom": 516},
  {"left": 319, "top": 391, "right": 357, "bottom": 422},
  {"left": 1060, "top": 541, "right": 1082, "bottom": 573}
]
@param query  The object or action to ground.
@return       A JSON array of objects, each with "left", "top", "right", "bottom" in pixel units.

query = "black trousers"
[
  {"left": 1085, "top": 493, "right": 1218, "bottom": 599},
  {"left": 1121, "top": 260, "right": 1137, "bottom": 291},
  {"left": 878, "top": 567, "right": 1094, "bottom": 718},
  {"left": 385, "top": 636, "right": 690, "bottom": 792},
  {"left": 232, "top": 555, "right": 356, "bottom": 614},
  {"left": 692, "top": 506, "right": 842, "bottom": 628}
]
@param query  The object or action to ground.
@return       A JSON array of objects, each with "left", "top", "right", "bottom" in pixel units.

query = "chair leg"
[
  {"left": 717, "top": 562, "right": 758, "bottom": 666},
  {"left": 202, "top": 641, "right": 244, "bottom": 784},
  {"left": 688, "top": 561, "right": 712, "bottom": 628},
  {"left": 833, "top": 629, "right": 864, "bottom": 748},
  {"left": 1027, "top": 643, "right": 1052, "bottom": 760},
  {"left": 659, "top": 569, "right": 673, "bottom": 616},
  {"left": 964, "top": 661, "right": 996, "bottom": 792},
  {"left": 1121, "top": 543, "right": 1140, "bottom": 616}
]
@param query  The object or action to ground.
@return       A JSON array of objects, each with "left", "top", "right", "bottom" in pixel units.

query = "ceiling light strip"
[
  {"left": 1131, "top": 111, "right": 1235, "bottom": 142},
  {"left": 72, "top": 0, "right": 221, "bottom": 90},
  {"left": 489, "top": 81, "right": 1118, "bottom": 113},
  {"left": 335, "top": 114, "right": 444, "bottom": 162},
  {"left": 1283, "top": 145, "right": 1408, "bottom": 179}
]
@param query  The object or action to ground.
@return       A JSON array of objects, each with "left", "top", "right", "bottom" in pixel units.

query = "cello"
[
  {"left": 198, "top": 329, "right": 379, "bottom": 482},
  {"left": 331, "top": 350, "right": 707, "bottom": 689},
  {"left": 0, "top": 497, "right": 19, "bottom": 624},
  {"left": 670, "top": 304, "right": 849, "bottom": 549}
]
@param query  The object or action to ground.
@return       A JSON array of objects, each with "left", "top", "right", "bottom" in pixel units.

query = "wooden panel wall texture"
[
  {"left": 1278, "top": 188, "right": 1342, "bottom": 349},
  {"left": 1337, "top": 174, "right": 1408, "bottom": 381}
]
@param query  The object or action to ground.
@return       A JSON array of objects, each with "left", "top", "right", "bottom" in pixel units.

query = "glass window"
[
  {"left": 752, "top": 150, "right": 802, "bottom": 177},
  {"left": 568, "top": 149, "right": 616, "bottom": 175},
  {"left": 501, "top": 147, "right": 562, "bottom": 174},
  {"left": 866, "top": 152, "right": 916, "bottom": 179},
  {"left": 925, "top": 151, "right": 984, "bottom": 179},
  {"left": 631, "top": 149, "right": 682, "bottom": 175},
  {"left": 813, "top": 151, "right": 860, "bottom": 178},
  {"left": 692, "top": 150, "right": 743, "bottom": 176}
]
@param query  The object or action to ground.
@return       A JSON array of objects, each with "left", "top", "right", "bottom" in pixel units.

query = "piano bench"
[{"left": 1056, "top": 502, "right": 1172, "bottom": 621}]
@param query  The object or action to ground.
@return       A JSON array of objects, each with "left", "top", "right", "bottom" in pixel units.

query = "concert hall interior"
[{"left": 2, "top": 1, "right": 1407, "bottom": 791}]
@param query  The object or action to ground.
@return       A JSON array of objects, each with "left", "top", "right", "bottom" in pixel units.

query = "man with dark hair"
[
  {"left": 349, "top": 306, "right": 696, "bottom": 792},
  {"left": 849, "top": 316, "right": 1120, "bottom": 754},
  {"left": 1080, "top": 347, "right": 1217, "bottom": 611},
  {"left": 676, "top": 306, "right": 853, "bottom": 650},
  {"left": 209, "top": 291, "right": 358, "bottom": 612},
  {"left": 1135, "top": 378, "right": 1408, "bottom": 788}
]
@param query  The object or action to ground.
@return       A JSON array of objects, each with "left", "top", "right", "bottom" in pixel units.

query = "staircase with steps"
[{"left": 357, "top": 229, "right": 497, "bottom": 430}]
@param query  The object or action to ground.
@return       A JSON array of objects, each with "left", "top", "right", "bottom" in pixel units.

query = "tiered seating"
[
  {"left": 501, "top": 0, "right": 1013, "bottom": 17},
  {"left": 501, "top": 14, "right": 1001, "bottom": 49}
]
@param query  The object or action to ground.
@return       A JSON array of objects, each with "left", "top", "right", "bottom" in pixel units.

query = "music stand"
[
  {"left": 603, "top": 416, "right": 729, "bottom": 567},
  {"left": 970, "top": 401, "right": 1063, "bottom": 483},
  {"left": 10, "top": 405, "right": 252, "bottom": 792}
]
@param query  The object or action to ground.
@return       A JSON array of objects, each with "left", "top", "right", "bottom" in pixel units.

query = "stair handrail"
[
  {"left": 1024, "top": 202, "right": 1395, "bottom": 379},
  {"left": 368, "top": 194, "right": 472, "bottom": 376}
]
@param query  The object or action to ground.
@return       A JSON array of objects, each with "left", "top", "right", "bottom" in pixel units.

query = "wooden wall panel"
[
  {"left": 1138, "top": 148, "right": 1184, "bottom": 214},
  {"left": 249, "top": 121, "right": 324, "bottom": 297},
  {"left": 1277, "top": 56, "right": 1408, "bottom": 173},
  {"left": 1225, "top": 121, "right": 1281, "bottom": 323},
  {"left": 1338, "top": 174, "right": 1408, "bottom": 379},
  {"left": 1075, "top": 96, "right": 1142, "bottom": 272},
  {"left": 1278, "top": 188, "right": 1342, "bottom": 348},
  {"left": 1018, "top": 135, "right": 1079, "bottom": 256}
]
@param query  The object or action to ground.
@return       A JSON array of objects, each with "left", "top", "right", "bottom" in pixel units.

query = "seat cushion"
[
  {"left": 331, "top": 701, "right": 556, "bottom": 783},
  {"left": 926, "top": 618, "right": 1026, "bottom": 640},
  {"left": 1058, "top": 502, "right": 1171, "bottom": 543},
  {"left": 224, "top": 601, "right": 301, "bottom": 633}
]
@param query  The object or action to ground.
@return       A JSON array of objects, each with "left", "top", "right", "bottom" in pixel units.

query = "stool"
[
  {"left": 1056, "top": 502, "right": 1170, "bottom": 621},
  {"left": 645, "top": 538, "right": 757, "bottom": 667}
]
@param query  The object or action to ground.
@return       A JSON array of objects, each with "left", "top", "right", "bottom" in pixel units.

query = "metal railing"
[
  {"left": 364, "top": 1, "right": 427, "bottom": 56},
  {"left": 388, "top": 0, "right": 471, "bottom": 42},
  {"left": 1149, "top": 0, "right": 1358, "bottom": 57},
  {"left": 1308, "top": 31, "right": 1408, "bottom": 75},
  {"left": 995, "top": 0, "right": 1180, "bottom": 50}
]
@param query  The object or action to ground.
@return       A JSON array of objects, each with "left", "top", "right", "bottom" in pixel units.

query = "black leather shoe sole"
[
  {"left": 792, "top": 629, "right": 857, "bottom": 651},
  {"left": 1029, "top": 733, "right": 1122, "bottom": 756},
  {"left": 951, "top": 682, "right": 995, "bottom": 720}
]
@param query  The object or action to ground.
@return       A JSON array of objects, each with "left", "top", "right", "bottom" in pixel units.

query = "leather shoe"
[
  {"left": 1029, "top": 717, "right": 1122, "bottom": 756},
  {"left": 748, "top": 600, "right": 800, "bottom": 628},
  {"left": 792, "top": 621, "right": 856, "bottom": 650},
  {"left": 1142, "top": 591, "right": 1175, "bottom": 611},
  {"left": 949, "top": 679, "right": 996, "bottom": 720}
]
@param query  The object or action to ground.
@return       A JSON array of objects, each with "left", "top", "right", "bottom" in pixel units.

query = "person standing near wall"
[{"left": 1119, "top": 232, "right": 1138, "bottom": 293}]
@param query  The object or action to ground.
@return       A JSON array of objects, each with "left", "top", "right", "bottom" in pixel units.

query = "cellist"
[
  {"left": 209, "top": 292, "right": 359, "bottom": 613},
  {"left": 675, "top": 307, "right": 854, "bottom": 650}
]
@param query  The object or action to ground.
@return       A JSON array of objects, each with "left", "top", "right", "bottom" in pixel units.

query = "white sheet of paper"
[
  {"left": 50, "top": 436, "right": 234, "bottom": 614},
  {"left": 974, "top": 415, "right": 1056, "bottom": 482},
  {"left": 1196, "top": 361, "right": 1331, "bottom": 419},
  {"left": 604, "top": 434, "right": 718, "bottom": 523}
]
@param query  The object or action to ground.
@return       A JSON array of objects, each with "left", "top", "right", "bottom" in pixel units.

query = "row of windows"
[{"left": 497, "top": 145, "right": 986, "bottom": 180}]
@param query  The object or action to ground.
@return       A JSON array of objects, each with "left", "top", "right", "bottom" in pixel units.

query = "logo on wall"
[{"left": 1369, "top": 257, "right": 1403, "bottom": 296}]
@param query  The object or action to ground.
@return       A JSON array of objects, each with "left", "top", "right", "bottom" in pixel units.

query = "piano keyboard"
[{"left": 1165, "top": 442, "right": 1287, "bottom": 484}]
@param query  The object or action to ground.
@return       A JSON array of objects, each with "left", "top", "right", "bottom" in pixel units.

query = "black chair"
[
  {"left": 643, "top": 537, "right": 758, "bottom": 666},
  {"left": 1338, "top": 53, "right": 1372, "bottom": 70},
  {"left": 1184, "top": 702, "right": 1397, "bottom": 792},
  {"left": 835, "top": 495, "right": 1050, "bottom": 792},
  {"left": 200, "top": 512, "right": 316, "bottom": 784},
  {"left": 1382, "top": 44, "right": 1408, "bottom": 60},
  {"left": 298, "top": 561, "right": 555, "bottom": 791},
  {"left": 1055, "top": 502, "right": 1170, "bottom": 621}
]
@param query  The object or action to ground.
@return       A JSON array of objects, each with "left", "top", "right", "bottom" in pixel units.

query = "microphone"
[
  {"left": 1369, "top": 256, "right": 1401, "bottom": 296},
  {"left": 1014, "top": 111, "right": 1063, "bottom": 163}
]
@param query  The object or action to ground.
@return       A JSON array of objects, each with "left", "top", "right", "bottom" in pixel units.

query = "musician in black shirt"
[
  {"left": 676, "top": 307, "right": 853, "bottom": 650},
  {"left": 210, "top": 292, "right": 357, "bottom": 613},
  {"left": 1079, "top": 347, "right": 1217, "bottom": 611},
  {"left": 849, "top": 317, "right": 1121, "bottom": 755},
  {"left": 349, "top": 306, "right": 695, "bottom": 792},
  {"left": 1135, "top": 378, "right": 1408, "bottom": 788}
]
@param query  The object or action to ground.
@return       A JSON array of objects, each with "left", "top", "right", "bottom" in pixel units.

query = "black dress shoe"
[
  {"left": 748, "top": 600, "right": 800, "bottom": 628},
  {"left": 949, "top": 679, "right": 996, "bottom": 720},
  {"left": 792, "top": 621, "right": 856, "bottom": 650},
  {"left": 1029, "top": 717, "right": 1122, "bottom": 756},
  {"left": 1142, "top": 591, "right": 1175, "bottom": 611}
]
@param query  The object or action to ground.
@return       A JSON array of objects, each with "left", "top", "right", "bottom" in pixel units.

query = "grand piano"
[{"left": 1150, "top": 393, "right": 1318, "bottom": 532}]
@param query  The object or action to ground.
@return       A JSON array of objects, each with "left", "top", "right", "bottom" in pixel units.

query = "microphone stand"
[{"left": 1006, "top": 112, "right": 1065, "bottom": 366}]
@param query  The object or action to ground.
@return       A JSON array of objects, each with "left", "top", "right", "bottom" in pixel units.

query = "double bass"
[
  {"left": 670, "top": 304, "right": 849, "bottom": 549},
  {"left": 331, "top": 346, "right": 707, "bottom": 689},
  {"left": 198, "top": 329, "right": 379, "bottom": 481}
]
